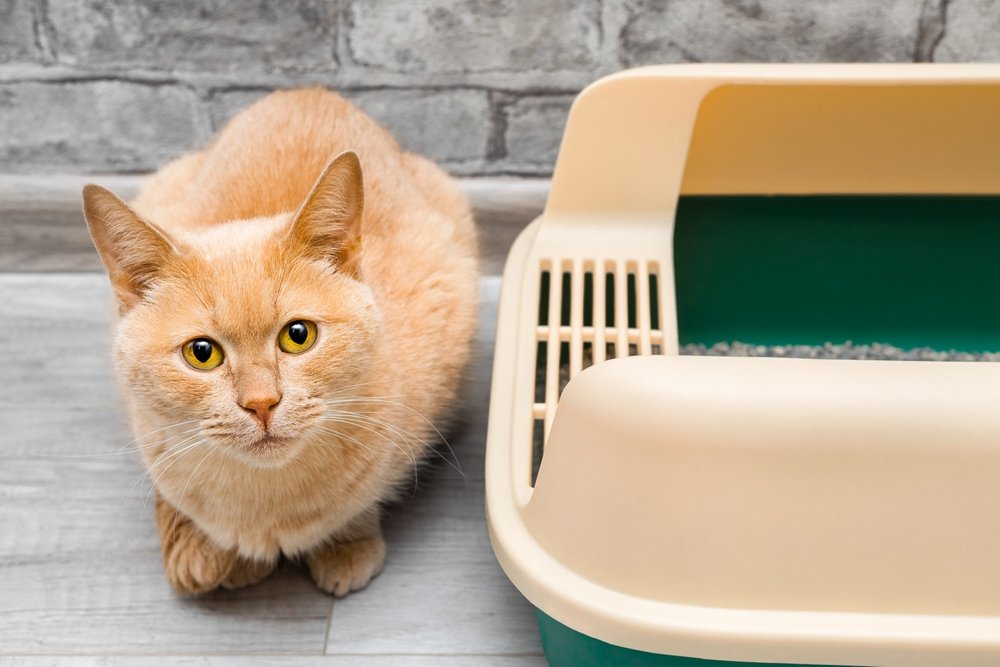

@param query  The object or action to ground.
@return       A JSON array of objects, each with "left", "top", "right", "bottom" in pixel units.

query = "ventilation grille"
[{"left": 531, "top": 259, "right": 664, "bottom": 482}]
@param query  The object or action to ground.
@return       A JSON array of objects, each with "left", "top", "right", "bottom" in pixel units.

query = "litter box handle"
[{"left": 543, "top": 64, "right": 1000, "bottom": 221}]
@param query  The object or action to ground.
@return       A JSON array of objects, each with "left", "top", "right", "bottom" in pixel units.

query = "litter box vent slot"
[{"left": 531, "top": 258, "right": 665, "bottom": 484}]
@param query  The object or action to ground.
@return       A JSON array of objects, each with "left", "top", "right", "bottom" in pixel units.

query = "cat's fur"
[{"left": 81, "top": 88, "right": 478, "bottom": 596}]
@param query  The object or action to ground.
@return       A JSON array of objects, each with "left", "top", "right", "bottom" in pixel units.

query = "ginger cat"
[{"left": 82, "top": 89, "right": 478, "bottom": 596}]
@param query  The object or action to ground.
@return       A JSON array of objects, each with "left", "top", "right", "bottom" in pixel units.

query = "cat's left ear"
[
  {"left": 289, "top": 150, "right": 364, "bottom": 280},
  {"left": 82, "top": 184, "right": 179, "bottom": 311}
]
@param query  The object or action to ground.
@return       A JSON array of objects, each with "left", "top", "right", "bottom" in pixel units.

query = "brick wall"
[{"left": 0, "top": 0, "right": 989, "bottom": 176}]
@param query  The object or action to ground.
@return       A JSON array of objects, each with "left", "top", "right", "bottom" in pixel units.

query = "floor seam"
[{"left": 321, "top": 596, "right": 335, "bottom": 655}]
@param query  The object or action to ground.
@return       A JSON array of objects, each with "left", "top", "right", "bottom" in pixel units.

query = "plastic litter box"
[{"left": 485, "top": 64, "right": 1000, "bottom": 666}]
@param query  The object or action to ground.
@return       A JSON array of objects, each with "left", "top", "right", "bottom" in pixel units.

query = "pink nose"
[{"left": 240, "top": 395, "right": 281, "bottom": 428}]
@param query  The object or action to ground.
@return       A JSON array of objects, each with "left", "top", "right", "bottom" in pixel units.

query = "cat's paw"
[
  {"left": 306, "top": 535, "right": 386, "bottom": 597},
  {"left": 220, "top": 557, "right": 278, "bottom": 590},
  {"left": 156, "top": 495, "right": 236, "bottom": 595},
  {"left": 162, "top": 530, "right": 237, "bottom": 595}
]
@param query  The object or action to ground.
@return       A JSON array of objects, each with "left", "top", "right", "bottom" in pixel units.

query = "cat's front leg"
[
  {"left": 155, "top": 493, "right": 237, "bottom": 595},
  {"left": 306, "top": 510, "right": 386, "bottom": 597},
  {"left": 220, "top": 555, "right": 278, "bottom": 590}
]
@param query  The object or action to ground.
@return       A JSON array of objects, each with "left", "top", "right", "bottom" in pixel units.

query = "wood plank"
[
  {"left": 0, "top": 273, "right": 118, "bottom": 407},
  {"left": 0, "top": 175, "right": 546, "bottom": 275}
]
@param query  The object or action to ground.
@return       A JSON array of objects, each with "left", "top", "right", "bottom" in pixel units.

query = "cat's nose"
[{"left": 240, "top": 395, "right": 282, "bottom": 428}]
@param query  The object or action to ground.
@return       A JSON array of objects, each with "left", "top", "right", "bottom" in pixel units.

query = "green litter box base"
[{"left": 536, "top": 610, "right": 837, "bottom": 667}]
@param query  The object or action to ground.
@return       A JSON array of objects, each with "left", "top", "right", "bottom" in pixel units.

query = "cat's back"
[{"left": 133, "top": 88, "right": 469, "bottom": 235}]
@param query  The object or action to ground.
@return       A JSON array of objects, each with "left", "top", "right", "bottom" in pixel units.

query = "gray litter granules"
[
  {"left": 541, "top": 341, "right": 1000, "bottom": 401},
  {"left": 680, "top": 341, "right": 1000, "bottom": 362}
]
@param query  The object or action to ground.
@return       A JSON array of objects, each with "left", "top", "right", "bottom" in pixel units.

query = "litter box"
[{"left": 485, "top": 64, "right": 1000, "bottom": 666}]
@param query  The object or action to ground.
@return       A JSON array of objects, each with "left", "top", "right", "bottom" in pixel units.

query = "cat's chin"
[{"left": 231, "top": 434, "right": 301, "bottom": 468}]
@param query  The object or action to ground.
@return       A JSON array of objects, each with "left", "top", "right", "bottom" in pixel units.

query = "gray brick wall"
[{"left": 0, "top": 0, "right": 987, "bottom": 176}]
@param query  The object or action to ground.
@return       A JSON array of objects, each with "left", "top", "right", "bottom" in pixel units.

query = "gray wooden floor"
[{"left": 0, "top": 270, "right": 546, "bottom": 664}]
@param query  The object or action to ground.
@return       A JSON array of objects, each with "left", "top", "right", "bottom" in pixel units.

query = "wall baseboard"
[{"left": 0, "top": 174, "right": 549, "bottom": 275}]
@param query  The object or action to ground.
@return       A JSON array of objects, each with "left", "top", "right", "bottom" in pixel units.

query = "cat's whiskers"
[
  {"left": 115, "top": 418, "right": 203, "bottom": 453},
  {"left": 118, "top": 425, "right": 208, "bottom": 460},
  {"left": 319, "top": 420, "right": 419, "bottom": 487},
  {"left": 316, "top": 404, "right": 468, "bottom": 490},
  {"left": 312, "top": 425, "right": 380, "bottom": 460},
  {"left": 317, "top": 411, "right": 415, "bottom": 456},
  {"left": 133, "top": 434, "right": 205, "bottom": 498},
  {"left": 123, "top": 431, "right": 210, "bottom": 500},
  {"left": 134, "top": 422, "right": 253, "bottom": 513},
  {"left": 322, "top": 410, "right": 424, "bottom": 467},
  {"left": 320, "top": 397, "right": 466, "bottom": 480},
  {"left": 319, "top": 412, "right": 418, "bottom": 471},
  {"left": 324, "top": 412, "right": 417, "bottom": 465},
  {"left": 321, "top": 407, "right": 420, "bottom": 446},
  {"left": 166, "top": 440, "right": 223, "bottom": 539},
  {"left": 312, "top": 422, "right": 418, "bottom": 490},
  {"left": 325, "top": 380, "right": 397, "bottom": 397},
  {"left": 35, "top": 420, "right": 205, "bottom": 460},
  {"left": 143, "top": 436, "right": 211, "bottom": 508},
  {"left": 327, "top": 396, "right": 452, "bottom": 447},
  {"left": 305, "top": 425, "right": 402, "bottom": 488},
  {"left": 129, "top": 427, "right": 204, "bottom": 451}
]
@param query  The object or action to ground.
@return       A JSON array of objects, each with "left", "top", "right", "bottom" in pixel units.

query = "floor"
[{"left": 0, "top": 270, "right": 547, "bottom": 665}]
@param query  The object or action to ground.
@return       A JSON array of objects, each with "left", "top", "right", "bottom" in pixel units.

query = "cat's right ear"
[
  {"left": 289, "top": 151, "right": 364, "bottom": 280},
  {"left": 82, "top": 184, "right": 178, "bottom": 310}
]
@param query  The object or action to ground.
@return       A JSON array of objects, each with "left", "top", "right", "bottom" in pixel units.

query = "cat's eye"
[
  {"left": 182, "top": 338, "right": 224, "bottom": 371},
  {"left": 279, "top": 320, "right": 317, "bottom": 354}
]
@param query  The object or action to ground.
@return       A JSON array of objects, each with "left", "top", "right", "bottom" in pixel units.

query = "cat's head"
[{"left": 82, "top": 151, "right": 381, "bottom": 467}]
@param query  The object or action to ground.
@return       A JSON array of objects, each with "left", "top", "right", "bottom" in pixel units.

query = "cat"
[{"left": 81, "top": 88, "right": 479, "bottom": 596}]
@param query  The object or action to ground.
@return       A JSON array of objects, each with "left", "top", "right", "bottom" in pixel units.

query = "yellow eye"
[
  {"left": 182, "top": 338, "right": 224, "bottom": 370},
  {"left": 279, "top": 320, "right": 317, "bottom": 354}
]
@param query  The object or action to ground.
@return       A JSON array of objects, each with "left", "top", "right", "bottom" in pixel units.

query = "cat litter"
[{"left": 487, "top": 64, "right": 1000, "bottom": 666}]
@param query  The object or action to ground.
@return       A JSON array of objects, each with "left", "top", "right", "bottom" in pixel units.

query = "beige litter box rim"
[{"left": 486, "top": 63, "right": 1000, "bottom": 666}]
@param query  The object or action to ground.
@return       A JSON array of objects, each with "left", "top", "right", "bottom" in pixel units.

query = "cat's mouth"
[
  {"left": 232, "top": 432, "right": 299, "bottom": 466},
  {"left": 247, "top": 433, "right": 291, "bottom": 450},
  {"left": 208, "top": 420, "right": 299, "bottom": 460}
]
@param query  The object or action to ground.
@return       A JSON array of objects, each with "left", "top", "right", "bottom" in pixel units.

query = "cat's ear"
[
  {"left": 82, "top": 184, "right": 178, "bottom": 310},
  {"left": 289, "top": 150, "right": 364, "bottom": 280}
]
